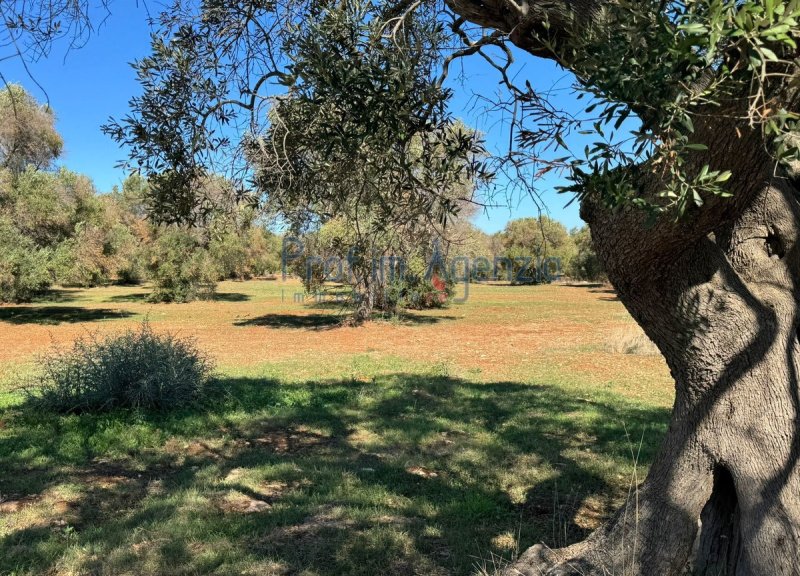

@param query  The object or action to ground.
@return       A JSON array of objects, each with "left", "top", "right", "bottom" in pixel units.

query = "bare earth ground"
[
  {"left": 0, "top": 280, "right": 670, "bottom": 405},
  {"left": 0, "top": 280, "right": 674, "bottom": 576}
]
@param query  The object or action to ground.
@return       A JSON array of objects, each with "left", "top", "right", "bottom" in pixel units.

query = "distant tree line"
[
  {"left": 0, "top": 84, "right": 601, "bottom": 307},
  {"left": 0, "top": 85, "right": 282, "bottom": 303},
  {"left": 285, "top": 215, "right": 606, "bottom": 312}
]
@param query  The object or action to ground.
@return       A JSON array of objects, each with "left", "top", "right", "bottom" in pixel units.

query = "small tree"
[
  {"left": 447, "top": 221, "right": 492, "bottom": 260},
  {"left": 207, "top": 202, "right": 282, "bottom": 280},
  {"left": 497, "top": 217, "right": 575, "bottom": 283},
  {"left": 0, "top": 84, "right": 63, "bottom": 175},
  {"left": 568, "top": 226, "right": 605, "bottom": 282},
  {"left": 146, "top": 227, "right": 218, "bottom": 303},
  {"left": 208, "top": 231, "right": 250, "bottom": 280},
  {"left": 0, "top": 216, "right": 52, "bottom": 302},
  {"left": 246, "top": 227, "right": 282, "bottom": 277},
  {"left": 252, "top": 88, "right": 485, "bottom": 318},
  {"left": 107, "top": 175, "right": 155, "bottom": 284}
]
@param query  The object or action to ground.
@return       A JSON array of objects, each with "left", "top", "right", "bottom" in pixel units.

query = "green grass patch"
[{"left": 0, "top": 359, "right": 669, "bottom": 576}]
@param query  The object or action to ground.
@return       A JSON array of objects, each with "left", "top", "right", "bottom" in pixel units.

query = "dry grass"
[
  {"left": 0, "top": 279, "right": 673, "bottom": 407},
  {"left": 606, "top": 327, "right": 660, "bottom": 356}
]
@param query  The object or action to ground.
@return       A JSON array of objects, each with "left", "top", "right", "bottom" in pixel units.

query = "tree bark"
[
  {"left": 442, "top": 0, "right": 800, "bottom": 574},
  {"left": 503, "top": 172, "right": 800, "bottom": 576}
]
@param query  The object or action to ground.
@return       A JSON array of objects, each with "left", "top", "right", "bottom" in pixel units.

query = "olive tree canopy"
[{"left": 0, "top": 84, "right": 62, "bottom": 174}]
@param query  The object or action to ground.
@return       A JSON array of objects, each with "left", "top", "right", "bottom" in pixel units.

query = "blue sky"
[{"left": 2, "top": 3, "right": 584, "bottom": 233}]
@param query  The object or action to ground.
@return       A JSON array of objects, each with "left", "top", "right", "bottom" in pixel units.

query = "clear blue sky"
[{"left": 2, "top": 3, "right": 584, "bottom": 233}]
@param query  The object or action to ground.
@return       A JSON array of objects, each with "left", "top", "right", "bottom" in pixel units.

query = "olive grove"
[{"left": 5, "top": 0, "right": 800, "bottom": 573}]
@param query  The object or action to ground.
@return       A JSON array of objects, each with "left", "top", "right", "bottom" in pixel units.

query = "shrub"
[
  {"left": 568, "top": 226, "right": 606, "bottom": 282},
  {"left": 249, "top": 228, "right": 282, "bottom": 276},
  {"left": 11, "top": 167, "right": 98, "bottom": 247},
  {"left": 209, "top": 231, "right": 250, "bottom": 280},
  {"left": 209, "top": 227, "right": 282, "bottom": 281},
  {"left": 27, "top": 323, "right": 214, "bottom": 413},
  {"left": 108, "top": 224, "right": 147, "bottom": 284},
  {"left": 384, "top": 271, "right": 452, "bottom": 311},
  {"left": 0, "top": 216, "right": 52, "bottom": 302},
  {"left": 51, "top": 224, "right": 112, "bottom": 287},
  {"left": 146, "top": 228, "right": 218, "bottom": 302}
]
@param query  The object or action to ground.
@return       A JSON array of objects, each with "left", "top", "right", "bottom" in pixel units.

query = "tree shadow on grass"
[
  {"left": 0, "top": 374, "right": 671, "bottom": 576},
  {"left": 209, "top": 292, "right": 251, "bottom": 302},
  {"left": 560, "top": 283, "right": 606, "bottom": 289},
  {"left": 234, "top": 311, "right": 458, "bottom": 330},
  {"left": 380, "top": 312, "right": 460, "bottom": 325},
  {"left": 0, "top": 306, "right": 135, "bottom": 325},
  {"left": 107, "top": 292, "right": 251, "bottom": 303},
  {"left": 235, "top": 313, "right": 343, "bottom": 329},
  {"left": 589, "top": 288, "right": 620, "bottom": 302},
  {"left": 29, "top": 288, "right": 82, "bottom": 303},
  {"left": 107, "top": 292, "right": 148, "bottom": 302},
  {"left": 306, "top": 299, "right": 354, "bottom": 311},
  {"left": 558, "top": 283, "right": 620, "bottom": 301}
]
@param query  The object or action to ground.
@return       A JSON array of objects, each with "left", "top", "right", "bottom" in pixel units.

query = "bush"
[
  {"left": 209, "top": 231, "right": 250, "bottom": 280},
  {"left": 11, "top": 167, "right": 98, "bottom": 247},
  {"left": 248, "top": 228, "right": 282, "bottom": 276},
  {"left": 384, "top": 271, "right": 452, "bottom": 311},
  {"left": 0, "top": 216, "right": 52, "bottom": 302},
  {"left": 568, "top": 226, "right": 606, "bottom": 282},
  {"left": 147, "top": 228, "right": 218, "bottom": 302},
  {"left": 108, "top": 224, "right": 147, "bottom": 284},
  {"left": 27, "top": 323, "right": 214, "bottom": 413},
  {"left": 50, "top": 225, "right": 112, "bottom": 287}
]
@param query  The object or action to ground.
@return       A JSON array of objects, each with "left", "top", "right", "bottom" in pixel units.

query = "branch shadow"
[{"left": 0, "top": 373, "right": 670, "bottom": 576}]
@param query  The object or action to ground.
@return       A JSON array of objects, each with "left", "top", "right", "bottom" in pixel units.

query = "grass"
[
  {"left": 606, "top": 327, "right": 660, "bottom": 356},
  {"left": 0, "top": 279, "right": 674, "bottom": 575}
]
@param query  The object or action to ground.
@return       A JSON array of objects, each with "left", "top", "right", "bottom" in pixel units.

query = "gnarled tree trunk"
[
  {"left": 507, "top": 169, "right": 800, "bottom": 576},
  {"left": 443, "top": 0, "right": 800, "bottom": 573}
]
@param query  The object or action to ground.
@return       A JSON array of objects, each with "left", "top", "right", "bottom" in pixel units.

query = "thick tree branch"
[
  {"left": 443, "top": 0, "right": 605, "bottom": 63},
  {"left": 443, "top": 0, "right": 790, "bottom": 276}
]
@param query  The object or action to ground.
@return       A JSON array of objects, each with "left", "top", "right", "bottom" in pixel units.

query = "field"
[{"left": 0, "top": 280, "right": 673, "bottom": 576}]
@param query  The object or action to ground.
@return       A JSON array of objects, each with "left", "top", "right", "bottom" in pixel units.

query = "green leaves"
[
  {"left": 540, "top": 0, "right": 800, "bottom": 218},
  {"left": 105, "top": 0, "right": 799, "bottom": 229},
  {"left": 0, "top": 84, "right": 64, "bottom": 175},
  {"left": 247, "top": 0, "right": 488, "bottom": 237},
  {"left": 678, "top": 22, "right": 709, "bottom": 35}
]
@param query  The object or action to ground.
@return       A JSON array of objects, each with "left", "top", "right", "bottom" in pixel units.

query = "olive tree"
[
  {"left": 0, "top": 84, "right": 63, "bottom": 174},
  {"left": 568, "top": 226, "right": 605, "bottom": 282},
  {"left": 235, "top": 6, "right": 486, "bottom": 319},
  {"left": 255, "top": 88, "right": 482, "bottom": 318},
  {"left": 442, "top": 2, "right": 800, "bottom": 574},
  {"left": 498, "top": 216, "right": 576, "bottom": 282}
]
